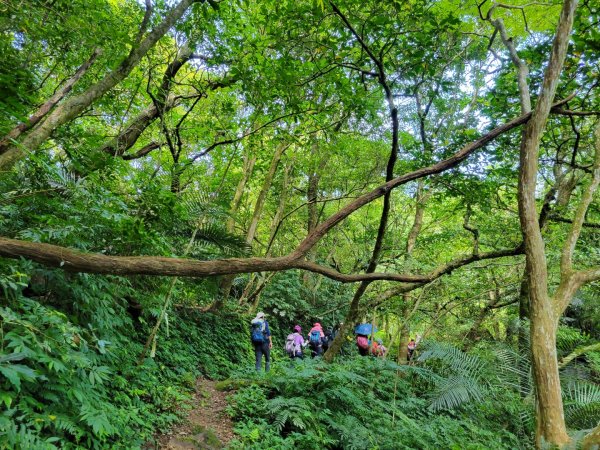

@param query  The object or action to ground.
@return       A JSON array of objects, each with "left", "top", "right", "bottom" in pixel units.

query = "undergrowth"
[
  {"left": 0, "top": 268, "right": 250, "bottom": 449},
  {"left": 225, "top": 357, "right": 526, "bottom": 450}
]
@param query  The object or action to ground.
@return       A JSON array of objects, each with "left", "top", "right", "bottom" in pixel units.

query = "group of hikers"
[
  {"left": 284, "top": 322, "right": 336, "bottom": 359},
  {"left": 250, "top": 312, "right": 418, "bottom": 372}
]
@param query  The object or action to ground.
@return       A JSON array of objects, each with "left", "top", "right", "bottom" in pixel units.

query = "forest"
[{"left": 0, "top": 0, "right": 599, "bottom": 448}]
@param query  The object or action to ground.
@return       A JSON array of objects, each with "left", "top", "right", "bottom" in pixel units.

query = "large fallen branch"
[{"left": 0, "top": 96, "right": 572, "bottom": 281}]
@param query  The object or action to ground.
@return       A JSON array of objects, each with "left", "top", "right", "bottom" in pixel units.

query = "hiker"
[
  {"left": 354, "top": 323, "right": 371, "bottom": 356},
  {"left": 308, "top": 322, "right": 325, "bottom": 357},
  {"left": 356, "top": 334, "right": 369, "bottom": 356},
  {"left": 371, "top": 338, "right": 387, "bottom": 357},
  {"left": 250, "top": 312, "right": 272, "bottom": 371},
  {"left": 407, "top": 338, "right": 417, "bottom": 361},
  {"left": 285, "top": 325, "right": 307, "bottom": 359},
  {"left": 322, "top": 328, "right": 334, "bottom": 352}
]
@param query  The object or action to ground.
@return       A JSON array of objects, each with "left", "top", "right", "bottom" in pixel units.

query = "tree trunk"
[
  {"left": 240, "top": 163, "right": 292, "bottom": 307},
  {"left": 398, "top": 324, "right": 409, "bottom": 364},
  {"left": 303, "top": 159, "right": 321, "bottom": 290},
  {"left": 303, "top": 148, "right": 329, "bottom": 289},
  {"left": 406, "top": 174, "right": 429, "bottom": 255},
  {"left": 246, "top": 143, "right": 287, "bottom": 246},
  {"left": 515, "top": 0, "right": 577, "bottom": 445},
  {"left": 220, "top": 151, "right": 257, "bottom": 299},
  {"left": 323, "top": 281, "right": 367, "bottom": 362},
  {"left": 517, "top": 276, "right": 531, "bottom": 398},
  {"left": 530, "top": 301, "right": 568, "bottom": 447},
  {"left": 464, "top": 290, "right": 499, "bottom": 349}
]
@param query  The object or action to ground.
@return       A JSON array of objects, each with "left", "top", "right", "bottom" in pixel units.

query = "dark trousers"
[
  {"left": 254, "top": 341, "right": 270, "bottom": 372},
  {"left": 310, "top": 344, "right": 322, "bottom": 358}
]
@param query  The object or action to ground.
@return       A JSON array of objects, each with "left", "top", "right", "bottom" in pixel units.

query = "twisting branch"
[
  {"left": 134, "top": 0, "right": 154, "bottom": 45},
  {"left": 324, "top": 1, "right": 401, "bottom": 361},
  {"left": 551, "top": 108, "right": 600, "bottom": 116},
  {"left": 482, "top": 2, "right": 531, "bottom": 113},
  {"left": 549, "top": 215, "right": 600, "bottom": 229},
  {"left": 121, "top": 142, "right": 163, "bottom": 160},
  {"left": 0, "top": 96, "right": 574, "bottom": 284},
  {"left": 463, "top": 204, "right": 480, "bottom": 256}
]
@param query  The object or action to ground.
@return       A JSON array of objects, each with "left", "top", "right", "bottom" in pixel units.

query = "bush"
[{"left": 225, "top": 357, "right": 524, "bottom": 449}]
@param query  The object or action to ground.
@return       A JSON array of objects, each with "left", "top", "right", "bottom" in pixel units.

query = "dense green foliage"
[
  {"left": 226, "top": 357, "right": 525, "bottom": 449},
  {"left": 1, "top": 0, "right": 599, "bottom": 448},
  {"left": 0, "top": 273, "right": 250, "bottom": 448}
]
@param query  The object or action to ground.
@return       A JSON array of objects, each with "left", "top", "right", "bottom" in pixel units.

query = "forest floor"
[{"left": 157, "top": 378, "right": 235, "bottom": 449}]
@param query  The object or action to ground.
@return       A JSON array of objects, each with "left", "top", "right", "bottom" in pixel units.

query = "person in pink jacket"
[
  {"left": 285, "top": 325, "right": 307, "bottom": 359},
  {"left": 308, "top": 322, "right": 325, "bottom": 357}
]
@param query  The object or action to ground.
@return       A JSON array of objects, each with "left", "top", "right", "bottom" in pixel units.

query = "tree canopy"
[{"left": 0, "top": 0, "right": 599, "bottom": 448}]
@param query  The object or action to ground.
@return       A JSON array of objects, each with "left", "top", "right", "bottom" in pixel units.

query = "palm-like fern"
[
  {"left": 563, "top": 381, "right": 600, "bottom": 429},
  {"left": 494, "top": 346, "right": 532, "bottom": 397},
  {"left": 417, "top": 342, "right": 490, "bottom": 412},
  {"left": 418, "top": 338, "right": 600, "bottom": 431},
  {"left": 176, "top": 190, "right": 250, "bottom": 258},
  {"left": 192, "top": 223, "right": 250, "bottom": 257},
  {"left": 428, "top": 374, "right": 487, "bottom": 412}
]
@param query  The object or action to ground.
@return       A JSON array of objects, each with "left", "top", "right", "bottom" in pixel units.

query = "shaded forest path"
[{"left": 158, "top": 378, "right": 235, "bottom": 449}]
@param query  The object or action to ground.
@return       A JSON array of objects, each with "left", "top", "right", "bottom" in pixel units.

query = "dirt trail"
[{"left": 158, "top": 378, "right": 235, "bottom": 449}]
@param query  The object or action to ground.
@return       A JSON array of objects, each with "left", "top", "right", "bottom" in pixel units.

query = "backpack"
[
  {"left": 309, "top": 330, "right": 321, "bottom": 346},
  {"left": 251, "top": 320, "right": 265, "bottom": 343},
  {"left": 285, "top": 333, "right": 298, "bottom": 356},
  {"left": 356, "top": 335, "right": 369, "bottom": 350}
]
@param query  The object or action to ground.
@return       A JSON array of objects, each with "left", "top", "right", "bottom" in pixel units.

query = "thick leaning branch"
[
  {"left": 367, "top": 245, "right": 525, "bottom": 306},
  {"left": 0, "top": 97, "right": 572, "bottom": 280},
  {"left": 291, "top": 96, "right": 572, "bottom": 260},
  {"left": 0, "top": 48, "right": 102, "bottom": 155},
  {"left": 0, "top": 236, "right": 523, "bottom": 283}
]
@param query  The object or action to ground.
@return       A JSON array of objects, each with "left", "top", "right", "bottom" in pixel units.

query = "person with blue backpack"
[
  {"left": 250, "top": 312, "right": 272, "bottom": 372},
  {"left": 308, "top": 322, "right": 325, "bottom": 357}
]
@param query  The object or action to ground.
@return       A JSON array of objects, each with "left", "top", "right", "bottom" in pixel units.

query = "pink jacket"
[{"left": 309, "top": 324, "right": 324, "bottom": 337}]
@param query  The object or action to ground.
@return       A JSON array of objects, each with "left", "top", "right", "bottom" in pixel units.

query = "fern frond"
[
  {"left": 428, "top": 374, "right": 486, "bottom": 412},
  {"left": 419, "top": 341, "right": 487, "bottom": 380},
  {"left": 191, "top": 222, "right": 250, "bottom": 257},
  {"left": 178, "top": 190, "right": 229, "bottom": 223}
]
